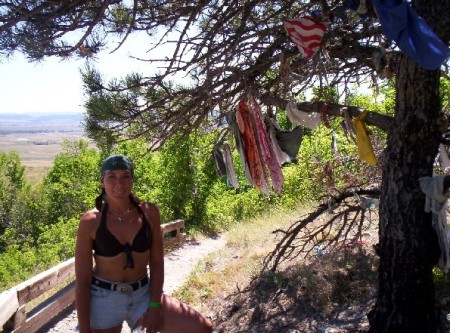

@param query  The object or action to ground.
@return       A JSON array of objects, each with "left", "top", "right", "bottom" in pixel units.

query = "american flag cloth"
[{"left": 284, "top": 16, "right": 327, "bottom": 59}]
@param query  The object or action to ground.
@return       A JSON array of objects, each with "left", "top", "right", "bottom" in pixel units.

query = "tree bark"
[{"left": 368, "top": 7, "right": 444, "bottom": 331}]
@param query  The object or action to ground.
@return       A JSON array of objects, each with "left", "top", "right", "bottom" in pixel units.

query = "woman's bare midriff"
[{"left": 93, "top": 250, "right": 150, "bottom": 282}]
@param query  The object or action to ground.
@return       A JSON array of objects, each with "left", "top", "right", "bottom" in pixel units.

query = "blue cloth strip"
[{"left": 372, "top": 0, "right": 449, "bottom": 70}]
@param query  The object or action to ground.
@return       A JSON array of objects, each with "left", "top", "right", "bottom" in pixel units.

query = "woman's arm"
[
  {"left": 142, "top": 202, "right": 165, "bottom": 331},
  {"left": 75, "top": 211, "right": 95, "bottom": 333},
  {"left": 148, "top": 203, "right": 164, "bottom": 301}
]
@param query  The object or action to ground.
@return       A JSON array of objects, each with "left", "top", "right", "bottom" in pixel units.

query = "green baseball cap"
[{"left": 100, "top": 154, "right": 134, "bottom": 178}]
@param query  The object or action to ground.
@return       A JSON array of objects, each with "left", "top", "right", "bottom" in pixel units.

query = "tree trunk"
[{"left": 367, "top": 3, "right": 444, "bottom": 330}]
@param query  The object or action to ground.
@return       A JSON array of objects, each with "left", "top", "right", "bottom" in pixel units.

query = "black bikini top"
[{"left": 93, "top": 202, "right": 151, "bottom": 269}]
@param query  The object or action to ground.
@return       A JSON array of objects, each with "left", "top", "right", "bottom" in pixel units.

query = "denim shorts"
[{"left": 90, "top": 275, "right": 150, "bottom": 330}]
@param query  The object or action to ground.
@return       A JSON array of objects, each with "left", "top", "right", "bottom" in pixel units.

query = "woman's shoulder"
[
  {"left": 80, "top": 208, "right": 101, "bottom": 226},
  {"left": 138, "top": 201, "right": 159, "bottom": 213},
  {"left": 77, "top": 208, "right": 101, "bottom": 239},
  {"left": 138, "top": 201, "right": 161, "bottom": 224}
]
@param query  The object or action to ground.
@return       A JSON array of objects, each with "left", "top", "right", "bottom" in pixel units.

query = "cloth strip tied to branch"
[
  {"left": 283, "top": 16, "right": 327, "bottom": 60},
  {"left": 353, "top": 110, "right": 377, "bottom": 166},
  {"left": 372, "top": 0, "right": 450, "bottom": 70}
]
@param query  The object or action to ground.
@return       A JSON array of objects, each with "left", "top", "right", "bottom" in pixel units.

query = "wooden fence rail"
[{"left": 0, "top": 219, "right": 186, "bottom": 333}]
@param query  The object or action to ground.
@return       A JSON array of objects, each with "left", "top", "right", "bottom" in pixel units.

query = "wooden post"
[{"left": 0, "top": 290, "right": 19, "bottom": 331}]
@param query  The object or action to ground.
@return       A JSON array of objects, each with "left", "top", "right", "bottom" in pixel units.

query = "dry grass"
[
  {"left": 282, "top": 242, "right": 378, "bottom": 315},
  {"left": 172, "top": 207, "right": 314, "bottom": 311},
  {"left": 175, "top": 206, "right": 450, "bottom": 332},
  {"left": 173, "top": 207, "right": 381, "bottom": 332}
]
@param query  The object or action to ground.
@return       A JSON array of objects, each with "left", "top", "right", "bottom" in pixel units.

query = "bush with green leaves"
[
  {"left": 0, "top": 151, "right": 26, "bottom": 242},
  {"left": 44, "top": 139, "right": 101, "bottom": 223},
  {"left": 1, "top": 183, "right": 49, "bottom": 249},
  {"left": 0, "top": 244, "right": 39, "bottom": 290},
  {"left": 204, "top": 181, "right": 268, "bottom": 231},
  {"left": 0, "top": 216, "right": 78, "bottom": 291}
]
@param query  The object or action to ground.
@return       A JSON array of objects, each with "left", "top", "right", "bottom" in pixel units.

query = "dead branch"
[{"left": 263, "top": 187, "right": 380, "bottom": 272}]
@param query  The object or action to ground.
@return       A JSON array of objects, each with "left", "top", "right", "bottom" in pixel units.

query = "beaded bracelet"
[{"left": 148, "top": 301, "right": 162, "bottom": 308}]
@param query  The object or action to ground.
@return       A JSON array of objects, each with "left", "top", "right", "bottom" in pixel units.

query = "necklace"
[{"left": 108, "top": 207, "right": 134, "bottom": 223}]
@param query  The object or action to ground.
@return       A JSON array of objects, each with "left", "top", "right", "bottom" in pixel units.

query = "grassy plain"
[{"left": 0, "top": 113, "right": 89, "bottom": 183}]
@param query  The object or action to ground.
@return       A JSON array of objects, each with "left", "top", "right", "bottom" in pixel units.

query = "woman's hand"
[{"left": 142, "top": 306, "right": 163, "bottom": 333}]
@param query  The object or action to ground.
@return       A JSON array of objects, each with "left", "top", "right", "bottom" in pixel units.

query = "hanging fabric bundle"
[
  {"left": 266, "top": 117, "right": 292, "bottom": 166},
  {"left": 419, "top": 176, "right": 450, "bottom": 272},
  {"left": 249, "top": 96, "right": 284, "bottom": 193},
  {"left": 286, "top": 101, "right": 321, "bottom": 130},
  {"left": 340, "top": 107, "right": 357, "bottom": 144},
  {"left": 235, "top": 96, "right": 284, "bottom": 195},
  {"left": 221, "top": 141, "right": 239, "bottom": 189},
  {"left": 211, "top": 141, "right": 239, "bottom": 189},
  {"left": 225, "top": 111, "right": 253, "bottom": 184},
  {"left": 353, "top": 110, "right": 377, "bottom": 166},
  {"left": 274, "top": 125, "right": 303, "bottom": 162},
  {"left": 283, "top": 16, "right": 327, "bottom": 60},
  {"left": 372, "top": 0, "right": 450, "bottom": 70},
  {"left": 265, "top": 116, "right": 303, "bottom": 166},
  {"left": 236, "top": 100, "right": 270, "bottom": 195},
  {"left": 211, "top": 142, "right": 227, "bottom": 177},
  {"left": 356, "top": 0, "right": 368, "bottom": 14},
  {"left": 339, "top": 0, "right": 371, "bottom": 19}
]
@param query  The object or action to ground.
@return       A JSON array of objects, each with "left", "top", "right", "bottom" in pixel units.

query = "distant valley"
[
  {"left": 0, "top": 112, "right": 84, "bottom": 134},
  {"left": 0, "top": 112, "right": 91, "bottom": 182}
]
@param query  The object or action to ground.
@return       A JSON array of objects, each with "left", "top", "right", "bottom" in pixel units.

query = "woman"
[{"left": 75, "top": 154, "right": 212, "bottom": 333}]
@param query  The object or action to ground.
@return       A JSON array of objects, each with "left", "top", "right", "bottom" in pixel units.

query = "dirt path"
[{"left": 40, "top": 234, "right": 227, "bottom": 333}]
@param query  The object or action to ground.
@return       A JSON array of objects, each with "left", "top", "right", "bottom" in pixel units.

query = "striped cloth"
[{"left": 284, "top": 16, "right": 327, "bottom": 59}]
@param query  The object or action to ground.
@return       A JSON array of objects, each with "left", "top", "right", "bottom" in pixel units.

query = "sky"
[{"left": 0, "top": 33, "right": 163, "bottom": 115}]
